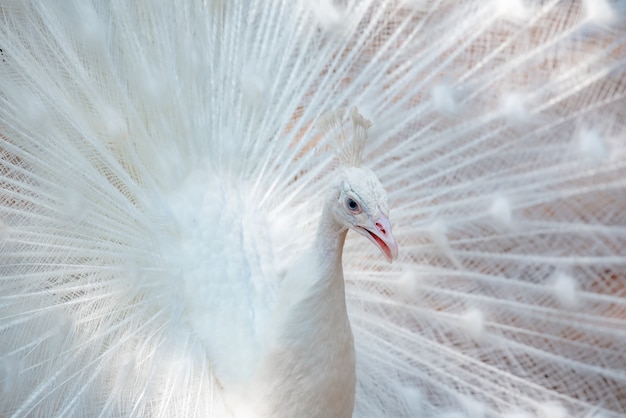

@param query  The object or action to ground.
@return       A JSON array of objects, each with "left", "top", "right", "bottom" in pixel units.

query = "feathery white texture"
[
  {"left": 317, "top": 107, "right": 373, "bottom": 167},
  {"left": 1, "top": 0, "right": 626, "bottom": 417}
]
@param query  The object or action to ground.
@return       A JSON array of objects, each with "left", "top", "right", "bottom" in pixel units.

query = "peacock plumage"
[{"left": 1, "top": 0, "right": 625, "bottom": 417}]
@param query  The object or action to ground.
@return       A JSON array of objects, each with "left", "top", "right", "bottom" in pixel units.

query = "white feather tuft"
[
  {"left": 578, "top": 130, "right": 609, "bottom": 163},
  {"left": 311, "top": 0, "right": 345, "bottom": 33},
  {"left": 489, "top": 196, "right": 513, "bottom": 229},
  {"left": 583, "top": 0, "right": 617, "bottom": 25},
  {"left": 395, "top": 266, "right": 422, "bottom": 300},
  {"left": 501, "top": 93, "right": 530, "bottom": 126},
  {"left": 431, "top": 83, "right": 461, "bottom": 117},
  {"left": 538, "top": 402, "right": 568, "bottom": 418},
  {"left": 551, "top": 272, "right": 580, "bottom": 309},
  {"left": 98, "top": 105, "right": 127, "bottom": 142},
  {"left": 317, "top": 107, "right": 372, "bottom": 167},
  {"left": 460, "top": 308, "right": 486, "bottom": 343},
  {"left": 492, "top": 0, "right": 530, "bottom": 22}
]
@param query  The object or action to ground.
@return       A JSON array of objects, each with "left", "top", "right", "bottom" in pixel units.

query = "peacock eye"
[{"left": 345, "top": 197, "right": 361, "bottom": 214}]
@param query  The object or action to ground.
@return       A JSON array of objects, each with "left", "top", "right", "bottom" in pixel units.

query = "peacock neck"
[
  {"left": 255, "top": 199, "right": 356, "bottom": 418},
  {"left": 313, "top": 203, "right": 348, "bottom": 284}
]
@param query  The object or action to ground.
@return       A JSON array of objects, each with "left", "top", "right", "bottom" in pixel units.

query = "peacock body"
[{"left": 1, "top": 0, "right": 625, "bottom": 417}]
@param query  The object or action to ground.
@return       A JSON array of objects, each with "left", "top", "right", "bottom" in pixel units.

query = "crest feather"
[{"left": 317, "top": 107, "right": 372, "bottom": 167}]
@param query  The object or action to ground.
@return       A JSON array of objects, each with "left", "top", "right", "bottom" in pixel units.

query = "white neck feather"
[
  {"left": 313, "top": 203, "right": 348, "bottom": 283},
  {"left": 248, "top": 197, "right": 356, "bottom": 418}
]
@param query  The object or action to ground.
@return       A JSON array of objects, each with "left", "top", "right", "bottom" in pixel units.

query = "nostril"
[{"left": 376, "top": 222, "right": 386, "bottom": 234}]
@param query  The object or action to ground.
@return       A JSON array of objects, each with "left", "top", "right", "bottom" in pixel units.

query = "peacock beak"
[{"left": 357, "top": 215, "right": 398, "bottom": 263}]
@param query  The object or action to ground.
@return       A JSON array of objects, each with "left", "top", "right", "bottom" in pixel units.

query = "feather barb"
[{"left": 317, "top": 107, "right": 372, "bottom": 167}]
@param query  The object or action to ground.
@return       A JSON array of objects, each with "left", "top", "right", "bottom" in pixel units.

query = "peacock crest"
[{"left": 317, "top": 107, "right": 372, "bottom": 167}]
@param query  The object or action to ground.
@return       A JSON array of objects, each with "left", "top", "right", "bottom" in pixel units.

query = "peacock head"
[
  {"left": 332, "top": 166, "right": 398, "bottom": 263},
  {"left": 318, "top": 107, "right": 398, "bottom": 263}
]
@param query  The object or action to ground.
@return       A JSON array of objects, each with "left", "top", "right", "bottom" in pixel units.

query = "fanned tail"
[{"left": 1, "top": 1, "right": 625, "bottom": 417}]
